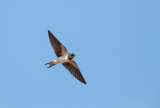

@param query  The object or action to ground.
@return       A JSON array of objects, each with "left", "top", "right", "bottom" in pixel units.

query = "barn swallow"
[{"left": 45, "top": 30, "right": 86, "bottom": 84}]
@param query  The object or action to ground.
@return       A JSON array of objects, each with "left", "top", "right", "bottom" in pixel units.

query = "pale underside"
[{"left": 53, "top": 53, "right": 69, "bottom": 64}]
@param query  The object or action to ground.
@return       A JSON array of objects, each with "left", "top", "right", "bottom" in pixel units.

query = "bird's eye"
[{"left": 71, "top": 54, "right": 74, "bottom": 56}]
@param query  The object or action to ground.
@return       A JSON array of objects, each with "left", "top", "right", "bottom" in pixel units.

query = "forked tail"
[{"left": 45, "top": 61, "right": 55, "bottom": 68}]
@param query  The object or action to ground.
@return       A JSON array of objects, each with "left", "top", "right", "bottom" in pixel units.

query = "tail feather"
[
  {"left": 48, "top": 64, "right": 55, "bottom": 68},
  {"left": 45, "top": 61, "right": 55, "bottom": 68},
  {"left": 45, "top": 62, "right": 52, "bottom": 65}
]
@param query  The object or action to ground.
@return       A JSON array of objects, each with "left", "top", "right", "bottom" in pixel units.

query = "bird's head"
[
  {"left": 69, "top": 53, "right": 76, "bottom": 59},
  {"left": 71, "top": 53, "right": 76, "bottom": 58}
]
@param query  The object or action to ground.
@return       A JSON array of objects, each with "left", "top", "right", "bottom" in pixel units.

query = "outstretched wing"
[
  {"left": 48, "top": 30, "right": 68, "bottom": 57},
  {"left": 62, "top": 60, "right": 86, "bottom": 84}
]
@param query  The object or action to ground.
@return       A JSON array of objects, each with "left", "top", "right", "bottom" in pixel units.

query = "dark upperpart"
[{"left": 68, "top": 53, "right": 76, "bottom": 60}]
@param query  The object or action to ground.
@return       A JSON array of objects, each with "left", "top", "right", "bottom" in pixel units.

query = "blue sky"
[{"left": 0, "top": 0, "right": 160, "bottom": 108}]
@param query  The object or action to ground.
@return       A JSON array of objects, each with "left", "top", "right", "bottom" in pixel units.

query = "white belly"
[{"left": 57, "top": 54, "right": 69, "bottom": 63}]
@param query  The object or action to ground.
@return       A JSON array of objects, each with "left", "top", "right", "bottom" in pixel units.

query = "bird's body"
[
  {"left": 45, "top": 30, "right": 86, "bottom": 84},
  {"left": 54, "top": 53, "right": 69, "bottom": 64},
  {"left": 57, "top": 53, "right": 69, "bottom": 63}
]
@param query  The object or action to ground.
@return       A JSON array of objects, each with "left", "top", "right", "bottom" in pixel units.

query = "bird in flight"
[{"left": 45, "top": 30, "right": 86, "bottom": 84}]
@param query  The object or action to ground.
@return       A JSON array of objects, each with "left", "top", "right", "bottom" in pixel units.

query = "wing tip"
[
  {"left": 48, "top": 30, "right": 51, "bottom": 34},
  {"left": 82, "top": 80, "right": 87, "bottom": 85}
]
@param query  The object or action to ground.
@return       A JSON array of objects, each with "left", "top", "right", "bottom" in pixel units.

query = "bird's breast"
[{"left": 57, "top": 54, "right": 69, "bottom": 63}]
